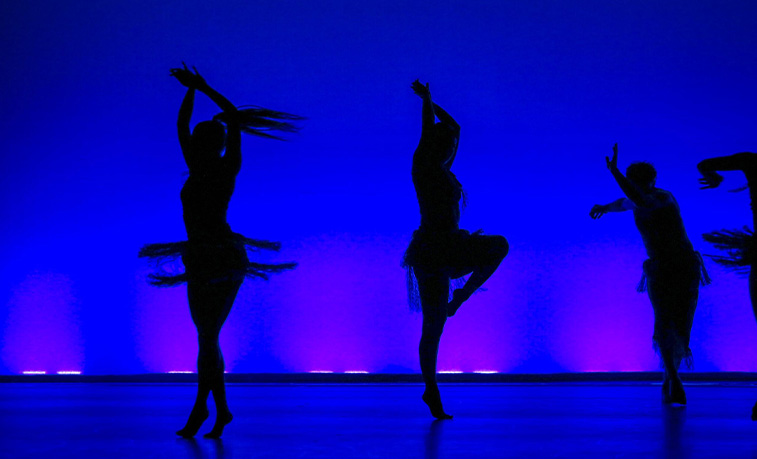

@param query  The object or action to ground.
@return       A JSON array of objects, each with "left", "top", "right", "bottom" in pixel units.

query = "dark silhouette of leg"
[
  {"left": 201, "top": 335, "right": 234, "bottom": 439},
  {"left": 649, "top": 276, "right": 690, "bottom": 406},
  {"left": 178, "top": 277, "right": 241, "bottom": 438},
  {"left": 750, "top": 267, "right": 757, "bottom": 331},
  {"left": 448, "top": 235, "right": 508, "bottom": 317},
  {"left": 660, "top": 347, "right": 685, "bottom": 405},
  {"left": 662, "top": 370, "right": 671, "bottom": 404},
  {"left": 203, "top": 277, "right": 242, "bottom": 438},
  {"left": 750, "top": 268, "right": 757, "bottom": 420},
  {"left": 418, "top": 272, "right": 453, "bottom": 420},
  {"left": 176, "top": 280, "right": 213, "bottom": 438}
]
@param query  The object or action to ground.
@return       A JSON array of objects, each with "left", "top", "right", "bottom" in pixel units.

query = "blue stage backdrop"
[{"left": 2, "top": 0, "right": 757, "bottom": 375}]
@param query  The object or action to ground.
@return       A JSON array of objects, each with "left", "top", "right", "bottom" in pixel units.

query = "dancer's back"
[{"left": 632, "top": 188, "right": 693, "bottom": 259}]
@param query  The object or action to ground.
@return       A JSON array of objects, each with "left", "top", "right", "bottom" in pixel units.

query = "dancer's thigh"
[
  {"left": 187, "top": 278, "right": 243, "bottom": 336},
  {"left": 447, "top": 233, "right": 508, "bottom": 279},
  {"left": 417, "top": 272, "right": 449, "bottom": 331}
]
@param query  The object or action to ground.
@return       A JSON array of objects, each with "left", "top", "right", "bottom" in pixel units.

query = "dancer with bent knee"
[
  {"left": 591, "top": 144, "right": 709, "bottom": 405},
  {"left": 697, "top": 152, "right": 757, "bottom": 418},
  {"left": 402, "top": 80, "right": 508, "bottom": 419},
  {"left": 139, "top": 64, "right": 299, "bottom": 437}
]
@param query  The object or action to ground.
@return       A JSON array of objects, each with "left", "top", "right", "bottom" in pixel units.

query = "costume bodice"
[
  {"left": 633, "top": 188, "right": 693, "bottom": 259},
  {"left": 181, "top": 173, "right": 235, "bottom": 239}
]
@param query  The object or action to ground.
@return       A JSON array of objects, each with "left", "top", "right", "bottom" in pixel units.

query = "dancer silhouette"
[
  {"left": 591, "top": 144, "right": 709, "bottom": 405},
  {"left": 139, "top": 64, "right": 299, "bottom": 438},
  {"left": 402, "top": 80, "right": 508, "bottom": 419},
  {"left": 697, "top": 152, "right": 757, "bottom": 418}
]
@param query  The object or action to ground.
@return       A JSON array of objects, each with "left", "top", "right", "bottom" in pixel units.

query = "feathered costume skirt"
[
  {"left": 637, "top": 251, "right": 710, "bottom": 369},
  {"left": 702, "top": 227, "right": 754, "bottom": 275},
  {"left": 139, "top": 233, "right": 296, "bottom": 286}
]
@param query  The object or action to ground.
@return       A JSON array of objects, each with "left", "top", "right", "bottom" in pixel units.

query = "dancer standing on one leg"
[
  {"left": 139, "top": 64, "right": 299, "bottom": 438},
  {"left": 591, "top": 144, "right": 709, "bottom": 405},
  {"left": 402, "top": 80, "right": 508, "bottom": 419},
  {"left": 697, "top": 152, "right": 757, "bottom": 418}
]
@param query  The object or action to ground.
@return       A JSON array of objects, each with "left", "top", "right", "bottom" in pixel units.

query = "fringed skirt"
[
  {"left": 401, "top": 228, "right": 501, "bottom": 312},
  {"left": 637, "top": 251, "right": 710, "bottom": 369},
  {"left": 138, "top": 233, "right": 296, "bottom": 287},
  {"left": 702, "top": 227, "right": 754, "bottom": 275}
]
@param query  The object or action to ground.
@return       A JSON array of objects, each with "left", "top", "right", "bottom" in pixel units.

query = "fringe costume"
[
  {"left": 631, "top": 187, "right": 708, "bottom": 368},
  {"left": 402, "top": 229, "right": 492, "bottom": 312},
  {"left": 139, "top": 234, "right": 295, "bottom": 286},
  {"left": 637, "top": 251, "right": 710, "bottom": 368},
  {"left": 140, "top": 168, "right": 295, "bottom": 287},
  {"left": 702, "top": 227, "right": 754, "bottom": 275}
]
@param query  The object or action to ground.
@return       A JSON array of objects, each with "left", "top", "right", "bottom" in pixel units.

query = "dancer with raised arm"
[
  {"left": 139, "top": 64, "right": 300, "bottom": 438},
  {"left": 697, "top": 152, "right": 757, "bottom": 418},
  {"left": 403, "top": 80, "right": 509, "bottom": 419},
  {"left": 590, "top": 144, "right": 709, "bottom": 405}
]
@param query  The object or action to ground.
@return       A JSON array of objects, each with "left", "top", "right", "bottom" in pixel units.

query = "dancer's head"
[
  {"left": 429, "top": 123, "right": 458, "bottom": 166},
  {"left": 191, "top": 120, "right": 226, "bottom": 162},
  {"left": 626, "top": 162, "right": 656, "bottom": 190}
]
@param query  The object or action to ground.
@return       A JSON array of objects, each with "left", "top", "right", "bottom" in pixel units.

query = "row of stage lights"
[
  {"left": 308, "top": 370, "right": 500, "bottom": 374},
  {"left": 22, "top": 371, "right": 82, "bottom": 375},
  {"left": 20, "top": 370, "right": 501, "bottom": 375}
]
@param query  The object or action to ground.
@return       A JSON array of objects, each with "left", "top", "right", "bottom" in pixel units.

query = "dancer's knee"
[
  {"left": 490, "top": 235, "right": 509, "bottom": 261},
  {"left": 421, "top": 320, "right": 445, "bottom": 341},
  {"left": 198, "top": 332, "right": 220, "bottom": 353}
]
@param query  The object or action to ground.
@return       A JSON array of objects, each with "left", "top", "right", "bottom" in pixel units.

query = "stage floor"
[{"left": 1, "top": 382, "right": 756, "bottom": 458}]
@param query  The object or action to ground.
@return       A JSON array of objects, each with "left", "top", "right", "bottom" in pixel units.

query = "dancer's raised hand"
[
  {"left": 170, "top": 62, "right": 206, "bottom": 89},
  {"left": 411, "top": 79, "right": 430, "bottom": 99},
  {"left": 606, "top": 143, "right": 619, "bottom": 172}
]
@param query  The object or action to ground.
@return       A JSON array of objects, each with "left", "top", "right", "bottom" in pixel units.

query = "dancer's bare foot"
[
  {"left": 422, "top": 388, "right": 453, "bottom": 420},
  {"left": 447, "top": 290, "right": 466, "bottom": 317},
  {"left": 669, "top": 379, "right": 687, "bottom": 405},
  {"left": 204, "top": 410, "right": 233, "bottom": 439},
  {"left": 176, "top": 406, "right": 209, "bottom": 438}
]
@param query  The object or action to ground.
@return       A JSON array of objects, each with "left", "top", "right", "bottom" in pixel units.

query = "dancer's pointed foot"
[
  {"left": 447, "top": 289, "right": 467, "bottom": 317},
  {"left": 204, "top": 410, "right": 233, "bottom": 439},
  {"left": 669, "top": 379, "right": 687, "bottom": 405},
  {"left": 176, "top": 407, "right": 209, "bottom": 438},
  {"left": 751, "top": 401, "right": 757, "bottom": 421},
  {"left": 422, "top": 389, "right": 453, "bottom": 420}
]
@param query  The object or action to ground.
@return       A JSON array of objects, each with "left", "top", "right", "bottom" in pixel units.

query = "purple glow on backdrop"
[
  {"left": 133, "top": 271, "right": 197, "bottom": 373},
  {"left": 549, "top": 243, "right": 658, "bottom": 372},
  {"left": 692, "top": 265, "right": 757, "bottom": 371},
  {"left": 2, "top": 1, "right": 757, "bottom": 374},
  {"left": 134, "top": 267, "right": 273, "bottom": 373},
  {"left": 2, "top": 273, "right": 83, "bottom": 374},
  {"left": 435, "top": 252, "right": 528, "bottom": 373},
  {"left": 270, "top": 235, "right": 416, "bottom": 373}
]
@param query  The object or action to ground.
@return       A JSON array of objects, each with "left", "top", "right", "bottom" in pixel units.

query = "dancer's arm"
[
  {"left": 433, "top": 102, "right": 460, "bottom": 166},
  {"left": 411, "top": 81, "right": 460, "bottom": 135},
  {"left": 432, "top": 102, "right": 460, "bottom": 134},
  {"left": 192, "top": 69, "right": 241, "bottom": 175},
  {"left": 697, "top": 152, "right": 756, "bottom": 189},
  {"left": 170, "top": 64, "right": 200, "bottom": 168},
  {"left": 171, "top": 64, "right": 241, "bottom": 175},
  {"left": 590, "top": 198, "right": 633, "bottom": 219},
  {"left": 220, "top": 117, "right": 241, "bottom": 176},
  {"left": 412, "top": 80, "right": 461, "bottom": 165},
  {"left": 606, "top": 143, "right": 651, "bottom": 208},
  {"left": 177, "top": 87, "right": 195, "bottom": 160},
  {"left": 412, "top": 80, "right": 436, "bottom": 141}
]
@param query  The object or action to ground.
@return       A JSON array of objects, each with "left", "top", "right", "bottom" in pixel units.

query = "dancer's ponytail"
[{"left": 213, "top": 106, "right": 305, "bottom": 140}]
